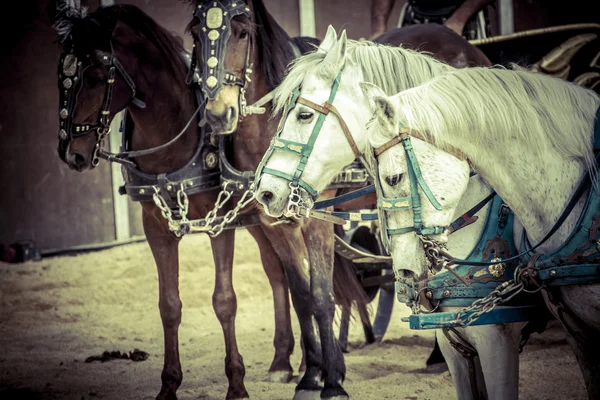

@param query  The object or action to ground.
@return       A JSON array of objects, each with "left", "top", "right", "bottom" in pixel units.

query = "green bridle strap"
[
  {"left": 401, "top": 135, "right": 442, "bottom": 211},
  {"left": 255, "top": 71, "right": 343, "bottom": 201},
  {"left": 374, "top": 133, "right": 447, "bottom": 250}
]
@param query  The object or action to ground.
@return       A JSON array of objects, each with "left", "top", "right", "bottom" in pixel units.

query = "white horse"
[
  {"left": 362, "top": 67, "right": 600, "bottom": 399},
  {"left": 255, "top": 27, "right": 531, "bottom": 399}
]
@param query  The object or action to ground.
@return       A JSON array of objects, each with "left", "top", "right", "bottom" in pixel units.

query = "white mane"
[
  {"left": 382, "top": 67, "right": 600, "bottom": 180},
  {"left": 272, "top": 39, "right": 454, "bottom": 115}
]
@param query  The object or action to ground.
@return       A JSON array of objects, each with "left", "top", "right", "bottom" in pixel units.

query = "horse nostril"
[
  {"left": 226, "top": 106, "right": 235, "bottom": 121},
  {"left": 260, "top": 190, "right": 274, "bottom": 206},
  {"left": 74, "top": 152, "right": 87, "bottom": 168}
]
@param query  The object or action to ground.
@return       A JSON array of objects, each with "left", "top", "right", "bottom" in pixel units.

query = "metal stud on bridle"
[
  {"left": 57, "top": 43, "right": 145, "bottom": 168},
  {"left": 190, "top": 0, "right": 253, "bottom": 112}
]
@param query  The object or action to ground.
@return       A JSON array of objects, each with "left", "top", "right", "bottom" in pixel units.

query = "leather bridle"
[
  {"left": 188, "top": 0, "right": 253, "bottom": 114},
  {"left": 57, "top": 43, "right": 145, "bottom": 168}
]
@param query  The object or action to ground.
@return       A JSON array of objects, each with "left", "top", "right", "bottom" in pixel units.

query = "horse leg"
[
  {"left": 209, "top": 228, "right": 249, "bottom": 399},
  {"left": 302, "top": 220, "right": 348, "bottom": 400},
  {"left": 338, "top": 306, "right": 350, "bottom": 353},
  {"left": 143, "top": 208, "right": 183, "bottom": 400},
  {"left": 246, "top": 225, "right": 295, "bottom": 383},
  {"left": 425, "top": 336, "right": 448, "bottom": 373},
  {"left": 437, "top": 327, "right": 487, "bottom": 400},
  {"left": 548, "top": 287, "right": 600, "bottom": 398},
  {"left": 567, "top": 333, "right": 600, "bottom": 398},
  {"left": 259, "top": 221, "right": 323, "bottom": 399},
  {"left": 470, "top": 324, "right": 521, "bottom": 400}
]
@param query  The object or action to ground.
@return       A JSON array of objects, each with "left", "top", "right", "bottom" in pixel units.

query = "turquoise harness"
[
  {"left": 256, "top": 72, "right": 343, "bottom": 201},
  {"left": 517, "top": 108, "right": 600, "bottom": 286},
  {"left": 403, "top": 107, "right": 600, "bottom": 329}
]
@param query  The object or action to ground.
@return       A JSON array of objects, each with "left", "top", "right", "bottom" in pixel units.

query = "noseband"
[
  {"left": 189, "top": 0, "right": 253, "bottom": 114},
  {"left": 57, "top": 44, "right": 145, "bottom": 167}
]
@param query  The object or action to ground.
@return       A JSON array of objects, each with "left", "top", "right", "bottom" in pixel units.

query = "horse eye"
[
  {"left": 298, "top": 112, "right": 313, "bottom": 121},
  {"left": 385, "top": 174, "right": 402, "bottom": 186},
  {"left": 239, "top": 30, "right": 249, "bottom": 39}
]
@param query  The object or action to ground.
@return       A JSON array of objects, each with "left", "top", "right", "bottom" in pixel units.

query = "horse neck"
[
  {"left": 230, "top": 44, "right": 285, "bottom": 172},
  {"left": 126, "top": 57, "right": 198, "bottom": 175},
  {"left": 451, "top": 137, "right": 588, "bottom": 253},
  {"left": 446, "top": 176, "right": 495, "bottom": 258}
]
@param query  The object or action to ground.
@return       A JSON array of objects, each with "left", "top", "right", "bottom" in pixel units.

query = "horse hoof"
[
  {"left": 267, "top": 370, "right": 294, "bottom": 383},
  {"left": 323, "top": 396, "right": 349, "bottom": 400},
  {"left": 292, "top": 390, "right": 321, "bottom": 400},
  {"left": 425, "top": 362, "right": 449, "bottom": 374}
]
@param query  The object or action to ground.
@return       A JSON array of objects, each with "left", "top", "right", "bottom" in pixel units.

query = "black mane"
[
  {"left": 53, "top": 4, "right": 187, "bottom": 78},
  {"left": 251, "top": 0, "right": 318, "bottom": 90}
]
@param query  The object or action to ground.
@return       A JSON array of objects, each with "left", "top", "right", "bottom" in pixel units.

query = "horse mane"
[
  {"left": 53, "top": 4, "right": 186, "bottom": 79},
  {"left": 272, "top": 39, "right": 454, "bottom": 115},
  {"left": 251, "top": 0, "right": 315, "bottom": 90},
  {"left": 389, "top": 67, "right": 600, "bottom": 177}
]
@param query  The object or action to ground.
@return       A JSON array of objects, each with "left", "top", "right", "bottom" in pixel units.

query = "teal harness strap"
[
  {"left": 374, "top": 134, "right": 448, "bottom": 250},
  {"left": 255, "top": 73, "right": 343, "bottom": 201},
  {"left": 402, "top": 135, "right": 443, "bottom": 211},
  {"left": 290, "top": 72, "right": 342, "bottom": 194}
]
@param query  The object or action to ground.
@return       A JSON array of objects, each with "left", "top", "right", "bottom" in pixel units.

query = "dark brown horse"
[
  {"left": 53, "top": 3, "right": 371, "bottom": 400},
  {"left": 187, "top": 1, "right": 491, "bottom": 399}
]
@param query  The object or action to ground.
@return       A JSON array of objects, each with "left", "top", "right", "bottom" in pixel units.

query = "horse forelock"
[{"left": 53, "top": 2, "right": 89, "bottom": 44}]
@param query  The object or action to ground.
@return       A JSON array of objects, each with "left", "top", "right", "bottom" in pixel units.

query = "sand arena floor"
[{"left": 0, "top": 231, "right": 586, "bottom": 399}]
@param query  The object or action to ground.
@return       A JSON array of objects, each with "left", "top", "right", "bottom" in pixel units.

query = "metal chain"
[
  {"left": 207, "top": 186, "right": 256, "bottom": 237},
  {"left": 152, "top": 186, "right": 183, "bottom": 237},
  {"left": 453, "top": 278, "right": 524, "bottom": 327},
  {"left": 418, "top": 234, "right": 451, "bottom": 273},
  {"left": 204, "top": 182, "right": 234, "bottom": 226},
  {"left": 150, "top": 180, "right": 256, "bottom": 238},
  {"left": 176, "top": 183, "right": 190, "bottom": 223}
]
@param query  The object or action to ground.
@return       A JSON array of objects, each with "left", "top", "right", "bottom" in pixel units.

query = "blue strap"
[{"left": 314, "top": 185, "right": 376, "bottom": 209}]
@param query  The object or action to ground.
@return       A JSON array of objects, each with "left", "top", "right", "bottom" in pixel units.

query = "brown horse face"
[
  {"left": 63, "top": 64, "right": 109, "bottom": 171},
  {"left": 193, "top": 15, "right": 252, "bottom": 134},
  {"left": 59, "top": 51, "right": 134, "bottom": 172}
]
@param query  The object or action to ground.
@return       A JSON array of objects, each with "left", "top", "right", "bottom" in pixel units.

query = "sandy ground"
[{"left": 0, "top": 230, "right": 587, "bottom": 400}]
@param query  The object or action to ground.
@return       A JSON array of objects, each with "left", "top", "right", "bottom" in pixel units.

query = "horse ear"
[
  {"left": 373, "top": 95, "right": 398, "bottom": 137},
  {"left": 323, "top": 29, "right": 347, "bottom": 70},
  {"left": 359, "top": 82, "right": 386, "bottom": 109},
  {"left": 317, "top": 25, "right": 337, "bottom": 54}
]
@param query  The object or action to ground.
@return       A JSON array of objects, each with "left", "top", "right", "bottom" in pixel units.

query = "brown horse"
[
  {"left": 187, "top": 1, "right": 491, "bottom": 398},
  {"left": 53, "top": 3, "right": 372, "bottom": 400}
]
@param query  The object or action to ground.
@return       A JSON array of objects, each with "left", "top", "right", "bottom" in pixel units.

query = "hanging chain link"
[
  {"left": 151, "top": 180, "right": 256, "bottom": 238},
  {"left": 206, "top": 185, "right": 255, "bottom": 237},
  {"left": 453, "top": 278, "right": 525, "bottom": 327},
  {"left": 152, "top": 186, "right": 184, "bottom": 237},
  {"left": 417, "top": 234, "right": 451, "bottom": 274},
  {"left": 204, "top": 182, "right": 234, "bottom": 226}
]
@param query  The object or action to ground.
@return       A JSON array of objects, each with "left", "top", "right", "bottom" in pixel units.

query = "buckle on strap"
[{"left": 330, "top": 168, "right": 369, "bottom": 184}]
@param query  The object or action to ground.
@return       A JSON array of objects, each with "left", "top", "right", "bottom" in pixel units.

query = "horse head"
[
  {"left": 54, "top": 4, "right": 155, "bottom": 171},
  {"left": 363, "top": 83, "right": 470, "bottom": 280},
  {"left": 188, "top": 0, "right": 253, "bottom": 134},
  {"left": 255, "top": 26, "right": 371, "bottom": 217}
]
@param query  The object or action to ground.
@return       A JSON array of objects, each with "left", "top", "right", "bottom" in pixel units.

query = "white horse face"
[
  {"left": 256, "top": 27, "right": 372, "bottom": 217},
  {"left": 363, "top": 84, "right": 471, "bottom": 280}
]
